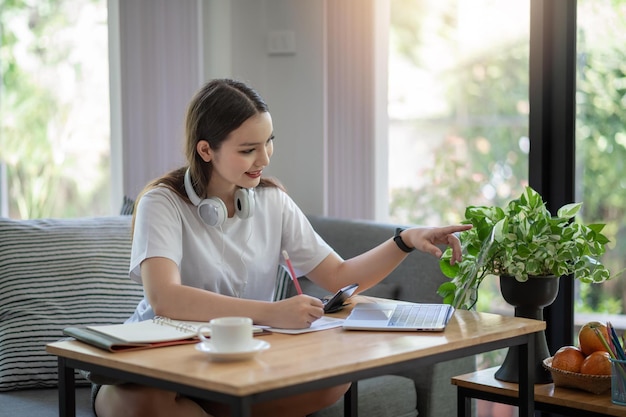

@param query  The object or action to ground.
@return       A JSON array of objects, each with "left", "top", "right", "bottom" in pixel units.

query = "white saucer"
[{"left": 195, "top": 339, "right": 270, "bottom": 362}]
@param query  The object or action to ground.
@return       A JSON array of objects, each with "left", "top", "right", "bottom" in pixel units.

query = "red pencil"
[{"left": 282, "top": 250, "right": 303, "bottom": 295}]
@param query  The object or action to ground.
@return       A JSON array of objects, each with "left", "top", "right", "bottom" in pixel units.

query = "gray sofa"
[{"left": 0, "top": 214, "right": 474, "bottom": 417}]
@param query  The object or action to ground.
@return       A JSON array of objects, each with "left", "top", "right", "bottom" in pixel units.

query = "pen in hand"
[{"left": 282, "top": 250, "right": 303, "bottom": 295}]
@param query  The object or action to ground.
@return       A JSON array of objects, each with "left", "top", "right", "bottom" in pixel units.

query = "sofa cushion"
[
  {"left": 0, "top": 216, "right": 143, "bottom": 391},
  {"left": 298, "top": 216, "right": 448, "bottom": 303},
  {"left": 312, "top": 375, "right": 418, "bottom": 417},
  {"left": 0, "top": 386, "right": 93, "bottom": 417},
  {"left": 120, "top": 196, "right": 135, "bottom": 216}
]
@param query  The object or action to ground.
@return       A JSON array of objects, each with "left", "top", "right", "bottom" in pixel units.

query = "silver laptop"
[{"left": 342, "top": 302, "right": 455, "bottom": 331}]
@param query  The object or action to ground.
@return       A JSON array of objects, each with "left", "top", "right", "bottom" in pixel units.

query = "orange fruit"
[
  {"left": 580, "top": 351, "right": 612, "bottom": 375},
  {"left": 552, "top": 345, "right": 585, "bottom": 373},
  {"left": 578, "top": 321, "right": 609, "bottom": 356}
]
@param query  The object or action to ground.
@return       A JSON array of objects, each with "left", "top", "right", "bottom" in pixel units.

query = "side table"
[{"left": 452, "top": 367, "right": 624, "bottom": 417}]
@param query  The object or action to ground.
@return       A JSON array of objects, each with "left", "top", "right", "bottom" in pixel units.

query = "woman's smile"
[{"left": 246, "top": 170, "right": 262, "bottom": 179}]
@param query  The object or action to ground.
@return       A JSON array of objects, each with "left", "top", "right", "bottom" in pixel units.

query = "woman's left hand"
[{"left": 402, "top": 224, "right": 472, "bottom": 265}]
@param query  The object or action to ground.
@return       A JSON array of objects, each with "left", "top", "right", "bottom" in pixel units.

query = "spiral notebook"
[{"left": 64, "top": 317, "right": 267, "bottom": 352}]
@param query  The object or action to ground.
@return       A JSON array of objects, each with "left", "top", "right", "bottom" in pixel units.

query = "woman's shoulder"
[
  {"left": 137, "top": 186, "right": 185, "bottom": 214},
  {"left": 254, "top": 184, "right": 292, "bottom": 206}
]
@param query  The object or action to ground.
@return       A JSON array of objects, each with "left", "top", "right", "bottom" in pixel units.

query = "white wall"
[{"left": 203, "top": 0, "right": 327, "bottom": 215}]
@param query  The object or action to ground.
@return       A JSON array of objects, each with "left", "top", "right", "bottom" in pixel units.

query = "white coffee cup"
[{"left": 198, "top": 317, "right": 253, "bottom": 352}]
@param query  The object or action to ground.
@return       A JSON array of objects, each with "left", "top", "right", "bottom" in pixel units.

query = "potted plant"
[
  {"left": 438, "top": 186, "right": 611, "bottom": 310},
  {"left": 437, "top": 186, "right": 613, "bottom": 383}
]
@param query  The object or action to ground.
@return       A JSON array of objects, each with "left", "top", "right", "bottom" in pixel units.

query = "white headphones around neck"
[{"left": 184, "top": 168, "right": 255, "bottom": 227}]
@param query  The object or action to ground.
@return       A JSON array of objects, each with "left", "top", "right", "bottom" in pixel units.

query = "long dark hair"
[{"left": 132, "top": 79, "right": 283, "bottom": 226}]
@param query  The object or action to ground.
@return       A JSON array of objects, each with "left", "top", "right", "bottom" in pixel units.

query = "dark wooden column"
[{"left": 528, "top": 0, "right": 578, "bottom": 356}]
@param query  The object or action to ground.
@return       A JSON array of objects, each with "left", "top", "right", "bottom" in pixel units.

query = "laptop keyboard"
[{"left": 388, "top": 304, "right": 443, "bottom": 327}]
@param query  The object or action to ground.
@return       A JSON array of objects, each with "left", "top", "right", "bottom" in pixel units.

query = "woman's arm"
[
  {"left": 141, "top": 257, "right": 324, "bottom": 329},
  {"left": 306, "top": 224, "right": 471, "bottom": 293}
]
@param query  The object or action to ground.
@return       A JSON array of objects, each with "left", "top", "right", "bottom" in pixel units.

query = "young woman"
[{"left": 93, "top": 78, "right": 471, "bottom": 417}]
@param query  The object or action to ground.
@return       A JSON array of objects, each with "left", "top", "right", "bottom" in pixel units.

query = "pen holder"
[{"left": 610, "top": 358, "right": 626, "bottom": 405}]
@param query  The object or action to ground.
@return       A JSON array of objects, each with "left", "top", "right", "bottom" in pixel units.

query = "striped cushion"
[
  {"left": 273, "top": 267, "right": 293, "bottom": 301},
  {"left": 0, "top": 216, "right": 143, "bottom": 391},
  {"left": 120, "top": 195, "right": 135, "bottom": 216}
]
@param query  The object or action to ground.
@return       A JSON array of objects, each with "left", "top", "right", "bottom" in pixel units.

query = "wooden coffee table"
[
  {"left": 452, "top": 366, "right": 625, "bottom": 417},
  {"left": 47, "top": 296, "right": 546, "bottom": 417}
]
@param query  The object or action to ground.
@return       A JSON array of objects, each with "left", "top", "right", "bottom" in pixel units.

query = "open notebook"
[
  {"left": 342, "top": 302, "right": 454, "bottom": 332},
  {"left": 64, "top": 317, "right": 267, "bottom": 352}
]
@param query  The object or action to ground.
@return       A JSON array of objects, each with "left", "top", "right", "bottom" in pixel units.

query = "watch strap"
[{"left": 393, "top": 228, "right": 414, "bottom": 253}]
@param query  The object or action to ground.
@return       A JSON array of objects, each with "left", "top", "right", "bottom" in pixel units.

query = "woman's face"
[{"left": 207, "top": 112, "right": 274, "bottom": 193}]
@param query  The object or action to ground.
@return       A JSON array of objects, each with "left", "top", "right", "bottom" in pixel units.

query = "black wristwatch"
[{"left": 393, "top": 228, "right": 414, "bottom": 253}]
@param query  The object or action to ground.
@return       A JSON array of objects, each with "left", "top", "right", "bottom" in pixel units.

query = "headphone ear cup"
[
  {"left": 234, "top": 188, "right": 255, "bottom": 219},
  {"left": 197, "top": 197, "right": 228, "bottom": 227}
]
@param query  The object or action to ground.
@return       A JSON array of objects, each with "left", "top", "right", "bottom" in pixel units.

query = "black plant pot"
[{"left": 494, "top": 275, "right": 560, "bottom": 384}]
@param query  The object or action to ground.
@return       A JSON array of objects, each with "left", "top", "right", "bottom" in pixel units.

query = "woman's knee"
[
  {"left": 316, "top": 383, "right": 351, "bottom": 410},
  {"left": 95, "top": 384, "right": 180, "bottom": 417}
]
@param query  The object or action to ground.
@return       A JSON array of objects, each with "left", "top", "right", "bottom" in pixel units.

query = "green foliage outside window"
[
  {"left": 575, "top": 1, "right": 626, "bottom": 313},
  {"left": 0, "top": 0, "right": 109, "bottom": 219}
]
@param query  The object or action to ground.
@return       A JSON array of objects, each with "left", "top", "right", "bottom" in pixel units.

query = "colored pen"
[{"left": 282, "top": 250, "right": 303, "bottom": 295}]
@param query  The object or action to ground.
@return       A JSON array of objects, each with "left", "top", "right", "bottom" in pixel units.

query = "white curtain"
[
  {"left": 325, "top": 0, "right": 388, "bottom": 220},
  {"left": 113, "top": 0, "right": 203, "bottom": 201}
]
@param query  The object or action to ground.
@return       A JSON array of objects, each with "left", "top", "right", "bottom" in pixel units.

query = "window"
[
  {"left": 388, "top": 0, "right": 530, "bottom": 225},
  {"left": 388, "top": 0, "right": 529, "bottom": 329},
  {"left": 388, "top": 2, "right": 626, "bottom": 415},
  {"left": 389, "top": 0, "right": 626, "bottom": 335},
  {"left": 575, "top": 0, "right": 626, "bottom": 331},
  {"left": 0, "top": 0, "right": 110, "bottom": 219}
]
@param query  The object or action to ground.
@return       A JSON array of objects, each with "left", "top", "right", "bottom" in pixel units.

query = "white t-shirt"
[{"left": 127, "top": 185, "right": 333, "bottom": 322}]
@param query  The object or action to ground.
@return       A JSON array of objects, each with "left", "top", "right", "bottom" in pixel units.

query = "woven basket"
[{"left": 543, "top": 357, "right": 611, "bottom": 394}]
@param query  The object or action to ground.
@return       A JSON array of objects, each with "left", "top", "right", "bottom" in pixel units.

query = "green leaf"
[
  {"left": 492, "top": 218, "right": 505, "bottom": 243},
  {"left": 557, "top": 202, "right": 582, "bottom": 218},
  {"left": 439, "top": 259, "right": 460, "bottom": 278},
  {"left": 437, "top": 282, "right": 457, "bottom": 295},
  {"left": 587, "top": 223, "right": 606, "bottom": 233}
]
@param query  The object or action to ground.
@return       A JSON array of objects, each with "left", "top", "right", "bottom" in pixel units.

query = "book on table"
[{"left": 63, "top": 316, "right": 267, "bottom": 352}]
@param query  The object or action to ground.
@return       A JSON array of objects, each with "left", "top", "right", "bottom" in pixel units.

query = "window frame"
[{"left": 528, "top": 0, "right": 577, "bottom": 352}]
